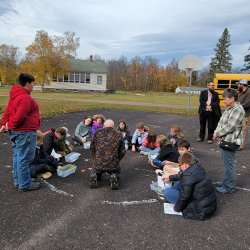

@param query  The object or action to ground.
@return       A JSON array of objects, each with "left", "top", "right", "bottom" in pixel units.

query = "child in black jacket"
[
  {"left": 162, "top": 152, "right": 217, "bottom": 220},
  {"left": 30, "top": 131, "right": 59, "bottom": 178}
]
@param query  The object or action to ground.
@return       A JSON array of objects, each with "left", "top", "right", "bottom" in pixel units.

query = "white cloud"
[{"left": 0, "top": 0, "right": 249, "bottom": 67}]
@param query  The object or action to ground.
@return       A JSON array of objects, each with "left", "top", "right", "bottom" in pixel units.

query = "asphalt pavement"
[{"left": 0, "top": 109, "right": 249, "bottom": 250}]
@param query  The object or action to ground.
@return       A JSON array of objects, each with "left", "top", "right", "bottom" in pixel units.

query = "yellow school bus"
[{"left": 213, "top": 73, "right": 250, "bottom": 106}]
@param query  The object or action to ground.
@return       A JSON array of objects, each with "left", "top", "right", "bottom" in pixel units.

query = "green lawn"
[{"left": 0, "top": 87, "right": 199, "bottom": 119}]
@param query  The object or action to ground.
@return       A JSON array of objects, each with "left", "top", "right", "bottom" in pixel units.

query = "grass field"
[{"left": 0, "top": 87, "right": 199, "bottom": 119}]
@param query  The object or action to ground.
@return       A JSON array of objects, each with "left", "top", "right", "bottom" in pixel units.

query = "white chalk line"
[
  {"left": 41, "top": 179, "right": 74, "bottom": 197},
  {"left": 134, "top": 168, "right": 154, "bottom": 173},
  {"left": 236, "top": 187, "right": 250, "bottom": 192},
  {"left": 101, "top": 199, "right": 158, "bottom": 206}
]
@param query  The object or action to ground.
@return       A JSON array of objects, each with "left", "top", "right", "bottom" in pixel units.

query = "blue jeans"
[
  {"left": 9, "top": 131, "right": 37, "bottom": 189},
  {"left": 152, "top": 159, "right": 164, "bottom": 169},
  {"left": 139, "top": 146, "right": 159, "bottom": 156},
  {"left": 164, "top": 181, "right": 180, "bottom": 204},
  {"left": 220, "top": 148, "right": 236, "bottom": 189}
]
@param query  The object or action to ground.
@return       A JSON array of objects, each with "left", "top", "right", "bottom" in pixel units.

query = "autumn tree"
[
  {"left": 242, "top": 40, "right": 250, "bottom": 72},
  {"left": 0, "top": 44, "right": 20, "bottom": 85},
  {"left": 209, "top": 28, "right": 232, "bottom": 79},
  {"left": 22, "top": 30, "right": 80, "bottom": 89},
  {"left": 158, "top": 65, "right": 188, "bottom": 92}
]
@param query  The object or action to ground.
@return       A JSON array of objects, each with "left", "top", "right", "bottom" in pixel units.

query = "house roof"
[{"left": 70, "top": 58, "right": 107, "bottom": 73}]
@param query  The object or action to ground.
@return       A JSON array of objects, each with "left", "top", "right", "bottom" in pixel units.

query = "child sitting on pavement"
[
  {"left": 72, "top": 116, "right": 93, "bottom": 147},
  {"left": 150, "top": 135, "right": 179, "bottom": 169},
  {"left": 131, "top": 122, "right": 148, "bottom": 152},
  {"left": 167, "top": 124, "right": 184, "bottom": 148},
  {"left": 117, "top": 119, "right": 132, "bottom": 150},
  {"left": 162, "top": 139, "right": 192, "bottom": 170},
  {"left": 162, "top": 152, "right": 217, "bottom": 220},
  {"left": 30, "top": 130, "right": 59, "bottom": 179},
  {"left": 44, "top": 127, "right": 72, "bottom": 157},
  {"left": 91, "top": 114, "right": 105, "bottom": 136},
  {"left": 139, "top": 130, "right": 160, "bottom": 156}
]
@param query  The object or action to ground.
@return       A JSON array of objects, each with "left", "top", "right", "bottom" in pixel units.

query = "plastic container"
[
  {"left": 84, "top": 141, "right": 91, "bottom": 149},
  {"left": 57, "top": 164, "right": 77, "bottom": 177},
  {"left": 65, "top": 152, "right": 81, "bottom": 163},
  {"left": 150, "top": 181, "right": 164, "bottom": 195}
]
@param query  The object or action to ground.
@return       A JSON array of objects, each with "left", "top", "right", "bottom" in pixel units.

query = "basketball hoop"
[{"left": 178, "top": 55, "right": 203, "bottom": 114}]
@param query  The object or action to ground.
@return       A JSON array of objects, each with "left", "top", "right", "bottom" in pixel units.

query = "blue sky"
[{"left": 0, "top": 0, "right": 249, "bottom": 68}]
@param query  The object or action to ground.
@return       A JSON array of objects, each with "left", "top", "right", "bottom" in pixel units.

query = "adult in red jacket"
[{"left": 0, "top": 73, "right": 41, "bottom": 191}]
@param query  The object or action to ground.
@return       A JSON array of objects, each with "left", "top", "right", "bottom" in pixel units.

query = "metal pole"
[{"left": 187, "top": 69, "right": 192, "bottom": 114}]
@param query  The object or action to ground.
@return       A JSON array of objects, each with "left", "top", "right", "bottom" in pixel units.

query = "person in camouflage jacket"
[{"left": 89, "top": 119, "right": 126, "bottom": 189}]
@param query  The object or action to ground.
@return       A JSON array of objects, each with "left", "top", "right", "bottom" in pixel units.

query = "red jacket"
[{"left": 1, "top": 85, "right": 40, "bottom": 131}]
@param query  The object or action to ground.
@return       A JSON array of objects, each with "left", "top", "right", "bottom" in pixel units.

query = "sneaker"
[
  {"left": 196, "top": 138, "right": 203, "bottom": 142},
  {"left": 19, "top": 182, "right": 41, "bottom": 192},
  {"left": 155, "top": 169, "right": 164, "bottom": 176},
  {"left": 207, "top": 140, "right": 213, "bottom": 144},
  {"left": 216, "top": 186, "right": 236, "bottom": 194},
  {"left": 37, "top": 172, "right": 52, "bottom": 179},
  {"left": 215, "top": 182, "right": 223, "bottom": 187},
  {"left": 110, "top": 173, "right": 119, "bottom": 190},
  {"left": 157, "top": 194, "right": 165, "bottom": 202},
  {"left": 140, "top": 151, "right": 150, "bottom": 156},
  {"left": 89, "top": 172, "right": 98, "bottom": 188}
]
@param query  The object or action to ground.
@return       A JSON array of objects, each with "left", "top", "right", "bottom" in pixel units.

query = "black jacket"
[
  {"left": 156, "top": 144, "right": 179, "bottom": 162},
  {"left": 170, "top": 162, "right": 217, "bottom": 220},
  {"left": 198, "top": 90, "right": 221, "bottom": 118},
  {"left": 32, "top": 145, "right": 59, "bottom": 168}
]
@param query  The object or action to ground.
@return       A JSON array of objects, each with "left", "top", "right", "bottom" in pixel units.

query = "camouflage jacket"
[{"left": 90, "top": 127, "right": 126, "bottom": 171}]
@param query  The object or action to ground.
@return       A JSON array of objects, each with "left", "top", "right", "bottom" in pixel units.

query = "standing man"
[
  {"left": 89, "top": 119, "right": 126, "bottom": 190},
  {"left": 0, "top": 73, "right": 41, "bottom": 192},
  {"left": 237, "top": 79, "right": 250, "bottom": 150},
  {"left": 213, "top": 88, "right": 245, "bottom": 194},
  {"left": 196, "top": 82, "right": 221, "bottom": 144}
]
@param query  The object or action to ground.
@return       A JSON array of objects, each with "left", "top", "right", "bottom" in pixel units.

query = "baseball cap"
[{"left": 237, "top": 79, "right": 248, "bottom": 85}]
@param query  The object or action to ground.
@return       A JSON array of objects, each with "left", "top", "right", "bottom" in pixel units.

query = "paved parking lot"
[{"left": 0, "top": 109, "right": 249, "bottom": 250}]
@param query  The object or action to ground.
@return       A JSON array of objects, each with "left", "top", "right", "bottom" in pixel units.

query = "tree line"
[{"left": 0, "top": 28, "right": 249, "bottom": 91}]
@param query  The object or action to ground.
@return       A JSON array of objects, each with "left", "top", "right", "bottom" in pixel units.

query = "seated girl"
[
  {"left": 91, "top": 114, "right": 105, "bottom": 136},
  {"left": 150, "top": 135, "right": 179, "bottom": 169},
  {"left": 117, "top": 119, "right": 132, "bottom": 150},
  {"left": 131, "top": 122, "right": 148, "bottom": 152},
  {"left": 72, "top": 116, "right": 93, "bottom": 147},
  {"left": 139, "top": 130, "right": 160, "bottom": 156},
  {"left": 167, "top": 124, "right": 184, "bottom": 147}
]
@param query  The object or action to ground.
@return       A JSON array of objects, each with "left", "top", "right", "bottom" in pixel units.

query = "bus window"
[
  {"left": 231, "top": 80, "right": 238, "bottom": 89},
  {"left": 217, "top": 80, "right": 229, "bottom": 89}
]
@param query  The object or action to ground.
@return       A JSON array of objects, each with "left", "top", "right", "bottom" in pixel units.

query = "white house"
[{"left": 40, "top": 56, "right": 108, "bottom": 92}]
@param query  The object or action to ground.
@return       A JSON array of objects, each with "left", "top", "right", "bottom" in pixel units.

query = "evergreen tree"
[
  {"left": 242, "top": 40, "right": 250, "bottom": 72},
  {"left": 209, "top": 28, "right": 232, "bottom": 79}
]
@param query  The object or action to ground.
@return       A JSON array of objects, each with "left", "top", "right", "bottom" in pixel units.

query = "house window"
[
  {"left": 69, "top": 73, "right": 75, "bottom": 82},
  {"left": 58, "top": 75, "right": 63, "bottom": 82},
  {"left": 97, "top": 76, "right": 102, "bottom": 84},
  {"left": 52, "top": 74, "right": 57, "bottom": 82},
  {"left": 64, "top": 74, "right": 69, "bottom": 82},
  {"left": 75, "top": 72, "right": 80, "bottom": 83},
  {"left": 86, "top": 73, "right": 90, "bottom": 83},
  {"left": 80, "top": 73, "right": 85, "bottom": 83}
]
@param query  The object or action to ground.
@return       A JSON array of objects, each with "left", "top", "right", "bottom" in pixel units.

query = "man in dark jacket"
[
  {"left": 197, "top": 82, "right": 221, "bottom": 144},
  {"left": 162, "top": 153, "right": 217, "bottom": 220},
  {"left": 0, "top": 73, "right": 41, "bottom": 192},
  {"left": 238, "top": 79, "right": 250, "bottom": 150},
  {"left": 89, "top": 119, "right": 126, "bottom": 190}
]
